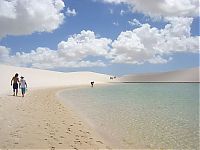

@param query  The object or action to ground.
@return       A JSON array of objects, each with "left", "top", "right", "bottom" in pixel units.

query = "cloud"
[
  {"left": 0, "top": 30, "right": 111, "bottom": 69},
  {"left": 0, "top": 19, "right": 199, "bottom": 68},
  {"left": 113, "top": 22, "right": 119, "bottom": 26},
  {"left": 120, "top": 9, "right": 126, "bottom": 16},
  {"left": 66, "top": 7, "right": 77, "bottom": 16},
  {"left": 128, "top": 19, "right": 142, "bottom": 27},
  {"left": 57, "top": 30, "right": 112, "bottom": 61},
  {"left": 110, "top": 17, "right": 199, "bottom": 64},
  {"left": 0, "top": 46, "right": 10, "bottom": 61},
  {"left": 0, "top": 0, "right": 65, "bottom": 38},
  {"left": 102, "top": 0, "right": 199, "bottom": 17}
]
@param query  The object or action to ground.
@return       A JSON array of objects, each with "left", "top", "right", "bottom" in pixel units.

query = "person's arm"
[
  {"left": 19, "top": 80, "right": 21, "bottom": 88},
  {"left": 11, "top": 77, "right": 13, "bottom": 86},
  {"left": 25, "top": 82, "right": 27, "bottom": 88}
]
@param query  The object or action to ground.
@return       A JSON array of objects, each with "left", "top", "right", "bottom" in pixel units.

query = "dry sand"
[
  {"left": 118, "top": 67, "right": 199, "bottom": 83},
  {"left": 0, "top": 64, "right": 110, "bottom": 95},
  {"left": 0, "top": 87, "right": 110, "bottom": 149}
]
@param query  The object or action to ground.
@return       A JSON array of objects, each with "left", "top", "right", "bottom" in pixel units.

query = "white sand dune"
[
  {"left": 118, "top": 67, "right": 199, "bottom": 83},
  {"left": 0, "top": 64, "right": 110, "bottom": 95}
]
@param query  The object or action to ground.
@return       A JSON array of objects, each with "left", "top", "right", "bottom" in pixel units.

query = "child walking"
[{"left": 19, "top": 76, "right": 27, "bottom": 97}]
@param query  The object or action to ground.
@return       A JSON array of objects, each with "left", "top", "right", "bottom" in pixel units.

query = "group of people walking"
[{"left": 11, "top": 73, "right": 27, "bottom": 97}]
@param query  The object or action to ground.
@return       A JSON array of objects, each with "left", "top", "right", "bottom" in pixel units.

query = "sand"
[
  {"left": 0, "top": 64, "right": 111, "bottom": 149},
  {"left": 118, "top": 67, "right": 199, "bottom": 83},
  {"left": 0, "top": 64, "right": 111, "bottom": 95},
  {"left": 0, "top": 87, "right": 110, "bottom": 149},
  {"left": 1, "top": 64, "right": 199, "bottom": 149}
]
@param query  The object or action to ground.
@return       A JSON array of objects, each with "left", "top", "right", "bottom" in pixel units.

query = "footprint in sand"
[
  {"left": 53, "top": 137, "right": 58, "bottom": 141},
  {"left": 60, "top": 136, "right": 64, "bottom": 138},
  {"left": 51, "top": 146, "right": 55, "bottom": 150},
  {"left": 74, "top": 140, "right": 81, "bottom": 144},
  {"left": 50, "top": 132, "right": 55, "bottom": 135},
  {"left": 66, "top": 131, "right": 71, "bottom": 134},
  {"left": 70, "top": 145, "right": 78, "bottom": 150},
  {"left": 96, "top": 140, "right": 103, "bottom": 144}
]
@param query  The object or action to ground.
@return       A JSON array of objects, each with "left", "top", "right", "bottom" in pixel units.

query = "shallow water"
[{"left": 60, "top": 83, "right": 199, "bottom": 149}]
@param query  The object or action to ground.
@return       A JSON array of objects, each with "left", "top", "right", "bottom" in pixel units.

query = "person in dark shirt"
[
  {"left": 91, "top": 81, "right": 94, "bottom": 87},
  {"left": 11, "top": 73, "right": 19, "bottom": 96}
]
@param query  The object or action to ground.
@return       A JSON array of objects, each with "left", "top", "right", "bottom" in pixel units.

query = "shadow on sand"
[{"left": 8, "top": 94, "right": 22, "bottom": 98}]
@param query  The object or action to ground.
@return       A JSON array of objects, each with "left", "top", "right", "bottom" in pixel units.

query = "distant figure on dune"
[
  {"left": 110, "top": 76, "right": 116, "bottom": 80},
  {"left": 11, "top": 73, "right": 19, "bottom": 96},
  {"left": 19, "top": 76, "right": 27, "bottom": 97},
  {"left": 91, "top": 81, "right": 94, "bottom": 87}
]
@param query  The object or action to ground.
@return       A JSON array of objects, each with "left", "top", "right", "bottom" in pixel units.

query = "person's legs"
[
  {"left": 16, "top": 89, "right": 18, "bottom": 96},
  {"left": 13, "top": 83, "right": 18, "bottom": 96},
  {"left": 21, "top": 88, "right": 25, "bottom": 97},
  {"left": 13, "top": 89, "right": 15, "bottom": 96}
]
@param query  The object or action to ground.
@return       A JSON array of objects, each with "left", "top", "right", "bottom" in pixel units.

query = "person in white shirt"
[{"left": 19, "top": 76, "right": 27, "bottom": 97}]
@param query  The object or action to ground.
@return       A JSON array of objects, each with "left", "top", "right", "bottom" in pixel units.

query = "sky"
[{"left": 0, "top": 0, "right": 199, "bottom": 75}]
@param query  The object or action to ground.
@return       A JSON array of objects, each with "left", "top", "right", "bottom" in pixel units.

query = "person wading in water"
[{"left": 11, "top": 73, "right": 19, "bottom": 96}]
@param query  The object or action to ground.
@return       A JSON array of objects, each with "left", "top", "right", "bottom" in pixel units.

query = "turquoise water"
[{"left": 60, "top": 83, "right": 199, "bottom": 149}]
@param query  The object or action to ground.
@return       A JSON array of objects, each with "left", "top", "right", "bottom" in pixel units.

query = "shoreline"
[
  {"left": 0, "top": 86, "right": 110, "bottom": 149},
  {"left": 57, "top": 84, "right": 118, "bottom": 148},
  {"left": 56, "top": 83, "right": 199, "bottom": 149}
]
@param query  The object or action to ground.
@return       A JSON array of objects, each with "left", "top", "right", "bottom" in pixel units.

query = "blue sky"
[{"left": 0, "top": 0, "right": 199, "bottom": 75}]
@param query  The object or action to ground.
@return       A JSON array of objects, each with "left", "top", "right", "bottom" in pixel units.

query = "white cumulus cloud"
[
  {"left": 57, "top": 30, "right": 112, "bottom": 61},
  {"left": 0, "top": 20, "right": 199, "bottom": 68},
  {"left": 128, "top": 19, "right": 142, "bottom": 27},
  {"left": 66, "top": 7, "right": 77, "bottom": 16},
  {"left": 0, "top": 30, "right": 111, "bottom": 69},
  {"left": 110, "top": 17, "right": 199, "bottom": 64},
  {"left": 0, "top": 0, "right": 65, "bottom": 38},
  {"left": 0, "top": 46, "right": 10, "bottom": 62},
  {"left": 102, "top": 0, "right": 199, "bottom": 17}
]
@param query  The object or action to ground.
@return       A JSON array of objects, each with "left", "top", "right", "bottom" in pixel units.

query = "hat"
[{"left": 20, "top": 76, "right": 24, "bottom": 78}]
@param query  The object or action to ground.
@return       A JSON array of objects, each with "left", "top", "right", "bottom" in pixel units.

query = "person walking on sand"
[
  {"left": 19, "top": 76, "right": 27, "bottom": 97},
  {"left": 11, "top": 73, "right": 19, "bottom": 96},
  {"left": 91, "top": 81, "right": 94, "bottom": 87}
]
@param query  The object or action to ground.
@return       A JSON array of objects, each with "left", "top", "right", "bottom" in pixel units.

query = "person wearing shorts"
[
  {"left": 11, "top": 73, "right": 19, "bottom": 96},
  {"left": 19, "top": 76, "right": 27, "bottom": 97}
]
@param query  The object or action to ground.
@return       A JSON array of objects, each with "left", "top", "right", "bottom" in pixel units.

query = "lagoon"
[{"left": 59, "top": 83, "right": 199, "bottom": 149}]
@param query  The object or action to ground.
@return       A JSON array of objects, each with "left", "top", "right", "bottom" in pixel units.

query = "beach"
[
  {"left": 0, "top": 64, "right": 199, "bottom": 149},
  {"left": 0, "top": 87, "right": 110, "bottom": 149}
]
